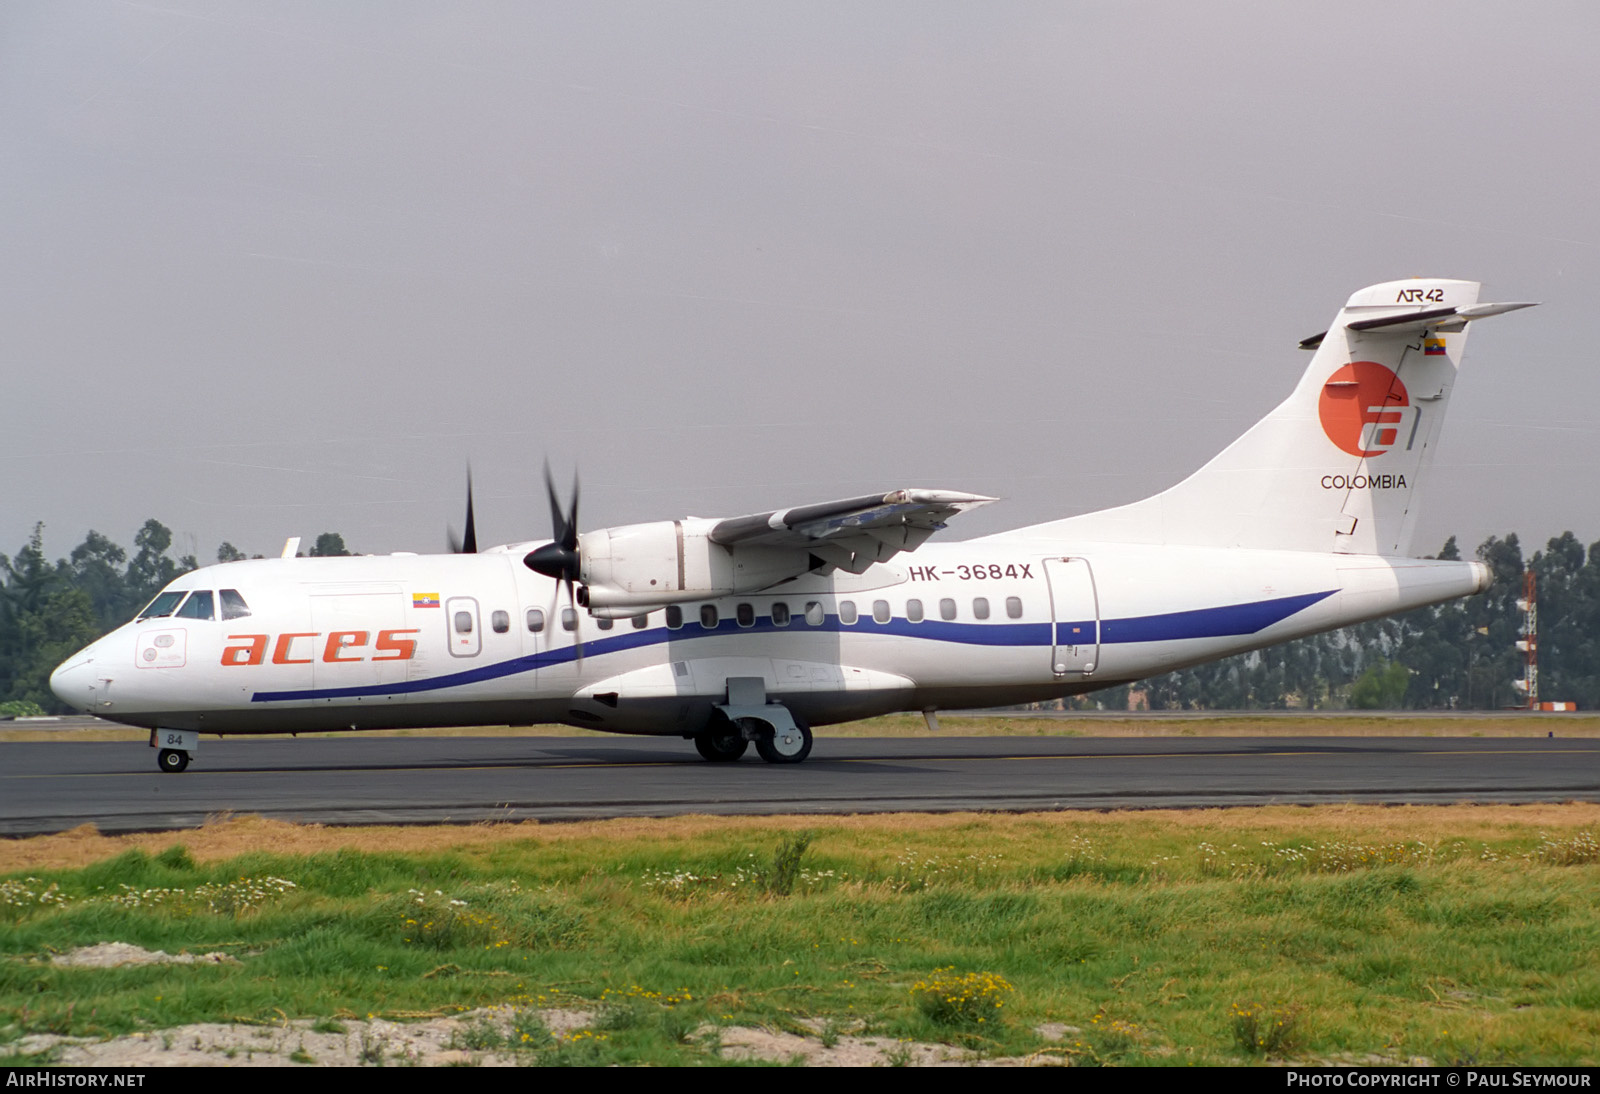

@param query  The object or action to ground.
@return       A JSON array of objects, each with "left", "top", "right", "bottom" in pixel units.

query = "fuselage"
[{"left": 49, "top": 534, "right": 1489, "bottom": 737}]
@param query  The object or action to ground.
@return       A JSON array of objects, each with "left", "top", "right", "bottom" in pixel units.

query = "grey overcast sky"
[{"left": 3, "top": 1, "right": 1595, "bottom": 563}]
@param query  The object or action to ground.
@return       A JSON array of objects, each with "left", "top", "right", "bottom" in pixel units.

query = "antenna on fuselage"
[{"left": 280, "top": 537, "right": 301, "bottom": 559}]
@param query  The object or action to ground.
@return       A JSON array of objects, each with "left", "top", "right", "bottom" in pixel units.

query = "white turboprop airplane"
[{"left": 51, "top": 279, "right": 1534, "bottom": 772}]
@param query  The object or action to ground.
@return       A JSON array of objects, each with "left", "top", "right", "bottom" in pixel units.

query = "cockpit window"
[
  {"left": 137, "top": 591, "right": 186, "bottom": 620},
  {"left": 175, "top": 590, "right": 215, "bottom": 620},
  {"left": 220, "top": 589, "right": 251, "bottom": 620}
]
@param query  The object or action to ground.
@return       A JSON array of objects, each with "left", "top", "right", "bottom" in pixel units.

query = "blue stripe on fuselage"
[
  {"left": 1098, "top": 589, "right": 1334, "bottom": 644},
  {"left": 251, "top": 589, "right": 1335, "bottom": 703}
]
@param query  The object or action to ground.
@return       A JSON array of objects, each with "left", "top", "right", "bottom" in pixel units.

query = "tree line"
[
  {"left": 2, "top": 522, "right": 1594, "bottom": 715},
  {"left": 1081, "top": 533, "right": 1600, "bottom": 712}
]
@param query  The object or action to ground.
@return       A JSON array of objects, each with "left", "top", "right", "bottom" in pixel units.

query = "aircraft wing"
[{"left": 708, "top": 489, "right": 995, "bottom": 573}]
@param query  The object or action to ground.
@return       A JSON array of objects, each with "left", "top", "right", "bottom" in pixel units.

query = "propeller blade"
[
  {"left": 447, "top": 467, "right": 478, "bottom": 554},
  {"left": 526, "top": 462, "right": 581, "bottom": 581},
  {"left": 527, "top": 461, "right": 584, "bottom": 666},
  {"left": 565, "top": 469, "right": 580, "bottom": 551},
  {"left": 543, "top": 461, "right": 568, "bottom": 546},
  {"left": 542, "top": 570, "right": 583, "bottom": 669},
  {"left": 567, "top": 578, "right": 583, "bottom": 668}
]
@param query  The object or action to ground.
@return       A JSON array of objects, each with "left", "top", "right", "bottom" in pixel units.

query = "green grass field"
[{"left": 3, "top": 805, "right": 1597, "bottom": 1066}]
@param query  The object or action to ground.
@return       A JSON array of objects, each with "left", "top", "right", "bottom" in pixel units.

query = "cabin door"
[{"left": 1044, "top": 557, "right": 1100, "bottom": 677}]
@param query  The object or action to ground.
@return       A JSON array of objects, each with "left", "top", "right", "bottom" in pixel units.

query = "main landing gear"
[
  {"left": 754, "top": 719, "right": 812, "bottom": 764},
  {"left": 694, "top": 722, "right": 749, "bottom": 761},
  {"left": 693, "top": 696, "right": 813, "bottom": 765}
]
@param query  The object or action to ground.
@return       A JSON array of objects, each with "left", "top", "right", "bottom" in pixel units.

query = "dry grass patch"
[{"left": 3, "top": 804, "right": 1599, "bottom": 873}]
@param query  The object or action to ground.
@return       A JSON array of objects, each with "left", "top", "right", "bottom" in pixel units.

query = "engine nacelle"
[{"left": 579, "top": 518, "right": 813, "bottom": 617}]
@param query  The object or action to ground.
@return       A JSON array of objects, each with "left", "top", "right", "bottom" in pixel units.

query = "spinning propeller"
[{"left": 524, "top": 463, "right": 585, "bottom": 660}]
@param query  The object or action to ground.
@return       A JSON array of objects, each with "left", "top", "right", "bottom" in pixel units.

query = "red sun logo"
[{"left": 1317, "top": 361, "right": 1414, "bottom": 458}]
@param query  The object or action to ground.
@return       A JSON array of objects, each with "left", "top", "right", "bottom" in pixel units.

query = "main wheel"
[
  {"left": 694, "top": 725, "right": 749, "bottom": 762},
  {"left": 157, "top": 748, "right": 190, "bottom": 773},
  {"left": 754, "top": 720, "right": 812, "bottom": 764}
]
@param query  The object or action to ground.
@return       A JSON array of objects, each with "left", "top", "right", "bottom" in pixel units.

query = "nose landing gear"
[{"left": 151, "top": 728, "right": 198, "bottom": 773}]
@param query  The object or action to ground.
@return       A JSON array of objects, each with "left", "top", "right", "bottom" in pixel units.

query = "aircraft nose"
[{"left": 49, "top": 653, "right": 97, "bottom": 713}]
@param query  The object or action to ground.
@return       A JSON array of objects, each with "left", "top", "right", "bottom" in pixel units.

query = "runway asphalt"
[{"left": 2, "top": 734, "right": 1596, "bottom": 835}]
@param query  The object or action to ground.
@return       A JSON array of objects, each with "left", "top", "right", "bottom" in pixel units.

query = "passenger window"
[
  {"left": 666, "top": 605, "right": 683, "bottom": 630},
  {"left": 220, "top": 589, "right": 251, "bottom": 620},
  {"left": 597, "top": 617, "right": 614, "bottom": 631},
  {"left": 137, "top": 591, "right": 185, "bottom": 620},
  {"left": 526, "top": 608, "right": 545, "bottom": 633},
  {"left": 839, "top": 600, "right": 858, "bottom": 625},
  {"left": 906, "top": 598, "right": 923, "bottom": 623},
  {"left": 1006, "top": 596, "right": 1023, "bottom": 619},
  {"left": 561, "top": 607, "right": 577, "bottom": 632},
  {"left": 632, "top": 613, "right": 649, "bottom": 629},
  {"left": 973, "top": 597, "right": 990, "bottom": 620},
  {"left": 454, "top": 610, "right": 474, "bottom": 634},
  {"left": 771, "top": 602, "right": 790, "bottom": 626},
  {"left": 491, "top": 610, "right": 510, "bottom": 633},
  {"left": 736, "top": 603, "right": 754, "bottom": 627},
  {"left": 804, "top": 602, "right": 824, "bottom": 626},
  {"left": 872, "top": 599, "right": 890, "bottom": 624},
  {"left": 940, "top": 598, "right": 957, "bottom": 621},
  {"left": 700, "top": 604, "right": 718, "bottom": 629},
  {"left": 176, "top": 591, "right": 215, "bottom": 621}
]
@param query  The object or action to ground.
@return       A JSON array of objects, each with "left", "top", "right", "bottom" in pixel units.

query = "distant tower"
[{"left": 1513, "top": 571, "right": 1538, "bottom": 709}]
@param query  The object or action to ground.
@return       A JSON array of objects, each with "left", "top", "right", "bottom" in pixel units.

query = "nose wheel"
[{"left": 157, "top": 748, "right": 190, "bottom": 773}]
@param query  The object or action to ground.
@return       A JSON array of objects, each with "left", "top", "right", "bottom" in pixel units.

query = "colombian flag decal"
[
  {"left": 413, "top": 593, "right": 441, "bottom": 608},
  {"left": 1424, "top": 337, "right": 1446, "bottom": 356}
]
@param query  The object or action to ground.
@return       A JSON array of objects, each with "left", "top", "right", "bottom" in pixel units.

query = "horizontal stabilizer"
[{"left": 1300, "top": 299, "right": 1538, "bottom": 349}]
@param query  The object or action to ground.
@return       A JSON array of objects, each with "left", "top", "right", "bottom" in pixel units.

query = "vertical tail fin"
[{"left": 1027, "top": 279, "right": 1534, "bottom": 556}]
